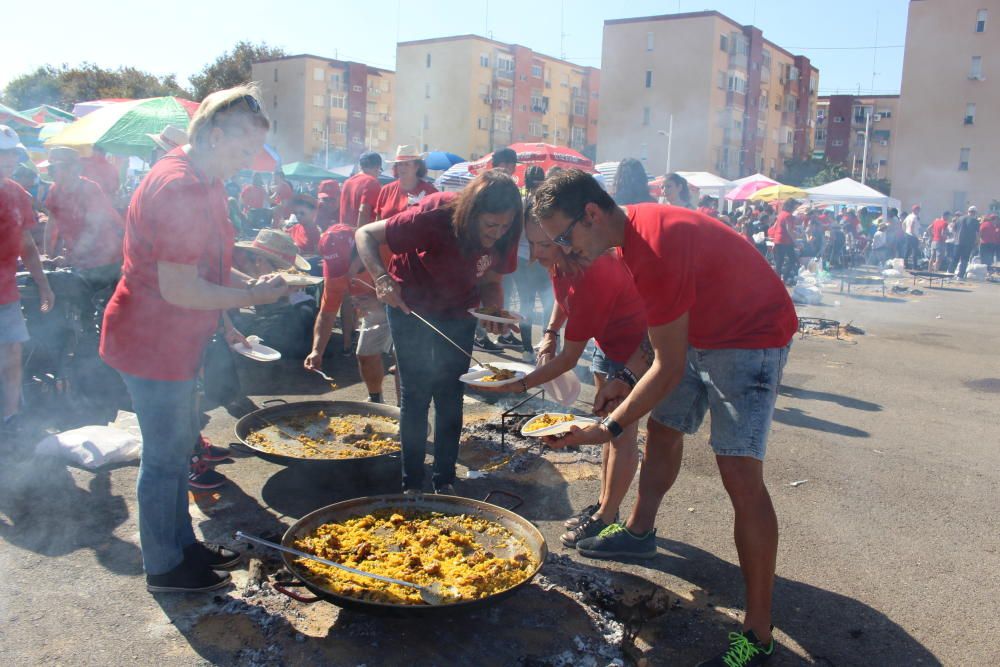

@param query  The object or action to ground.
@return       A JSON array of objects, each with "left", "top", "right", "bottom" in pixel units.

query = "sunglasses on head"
[
  {"left": 553, "top": 214, "right": 583, "bottom": 247},
  {"left": 216, "top": 94, "right": 261, "bottom": 115}
]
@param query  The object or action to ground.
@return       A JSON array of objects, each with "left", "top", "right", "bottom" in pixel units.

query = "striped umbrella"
[{"left": 435, "top": 161, "right": 475, "bottom": 191}]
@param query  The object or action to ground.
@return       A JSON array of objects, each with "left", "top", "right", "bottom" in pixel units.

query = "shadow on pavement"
[
  {"left": 772, "top": 406, "right": 869, "bottom": 438},
  {"left": 778, "top": 385, "right": 882, "bottom": 412}
]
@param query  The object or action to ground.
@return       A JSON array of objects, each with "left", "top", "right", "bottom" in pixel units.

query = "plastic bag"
[
  {"left": 965, "top": 262, "right": 988, "bottom": 281},
  {"left": 792, "top": 283, "right": 822, "bottom": 305},
  {"left": 35, "top": 425, "right": 142, "bottom": 469},
  {"left": 886, "top": 258, "right": 905, "bottom": 272},
  {"left": 882, "top": 269, "right": 903, "bottom": 278}
]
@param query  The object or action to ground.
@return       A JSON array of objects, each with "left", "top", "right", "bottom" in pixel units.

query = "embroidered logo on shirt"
[
  {"left": 406, "top": 191, "right": 427, "bottom": 207},
  {"left": 475, "top": 254, "right": 492, "bottom": 278}
]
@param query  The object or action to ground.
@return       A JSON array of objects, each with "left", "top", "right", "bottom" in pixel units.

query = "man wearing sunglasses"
[{"left": 533, "top": 169, "right": 797, "bottom": 667}]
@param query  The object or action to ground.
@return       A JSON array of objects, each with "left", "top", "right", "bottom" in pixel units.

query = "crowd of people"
[{"left": 2, "top": 82, "right": 998, "bottom": 667}]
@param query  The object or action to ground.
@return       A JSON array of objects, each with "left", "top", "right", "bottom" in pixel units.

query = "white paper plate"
[
  {"left": 468, "top": 308, "right": 523, "bottom": 325},
  {"left": 230, "top": 335, "right": 281, "bottom": 362},
  {"left": 520, "top": 413, "right": 597, "bottom": 437},
  {"left": 279, "top": 273, "right": 324, "bottom": 287},
  {"left": 460, "top": 362, "right": 528, "bottom": 388}
]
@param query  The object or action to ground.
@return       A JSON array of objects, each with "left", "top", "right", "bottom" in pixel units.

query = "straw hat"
[
  {"left": 388, "top": 144, "right": 425, "bottom": 163},
  {"left": 234, "top": 229, "right": 311, "bottom": 271},
  {"left": 147, "top": 125, "right": 189, "bottom": 151},
  {"left": 48, "top": 146, "right": 82, "bottom": 165}
]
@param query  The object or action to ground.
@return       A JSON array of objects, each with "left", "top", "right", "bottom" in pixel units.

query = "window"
[
  {"left": 493, "top": 116, "right": 512, "bottom": 132},
  {"left": 313, "top": 94, "right": 324, "bottom": 107},
  {"left": 426, "top": 53, "right": 431, "bottom": 68},
  {"left": 965, "top": 103, "right": 976, "bottom": 124},
  {"left": 727, "top": 72, "right": 748, "bottom": 94},
  {"left": 531, "top": 64, "right": 543, "bottom": 78},
  {"left": 334, "top": 121, "right": 347, "bottom": 135},
  {"left": 496, "top": 86, "right": 511, "bottom": 101},
  {"left": 520, "top": 104, "right": 528, "bottom": 112},
  {"left": 366, "top": 100, "right": 376, "bottom": 114},
  {"left": 833, "top": 115, "right": 845, "bottom": 123},
  {"left": 381, "top": 79, "right": 390, "bottom": 92},
  {"left": 733, "top": 35, "right": 749, "bottom": 57},
  {"left": 425, "top": 83, "right": 430, "bottom": 99},
  {"left": 272, "top": 119, "right": 277, "bottom": 133},
  {"left": 477, "top": 117, "right": 489, "bottom": 130},
  {"left": 272, "top": 95, "right": 277, "bottom": 108},
  {"left": 959, "top": 147, "right": 970, "bottom": 170},
  {"left": 640, "top": 143, "right": 648, "bottom": 161},
  {"left": 273, "top": 68, "right": 278, "bottom": 82},
  {"left": 645, "top": 70, "right": 652, "bottom": 88},
  {"left": 642, "top": 107, "right": 651, "bottom": 126},
  {"left": 573, "top": 99, "right": 587, "bottom": 116},
  {"left": 720, "top": 34, "right": 729, "bottom": 52},
  {"left": 423, "top": 115, "right": 429, "bottom": 130},
  {"left": 953, "top": 191, "right": 967, "bottom": 212},
  {"left": 330, "top": 94, "right": 346, "bottom": 109},
  {"left": 759, "top": 92, "right": 768, "bottom": 111},
  {"left": 529, "top": 121, "right": 543, "bottom": 137},
  {"left": 530, "top": 92, "right": 543, "bottom": 112},
  {"left": 313, "top": 67, "right": 324, "bottom": 81},
  {"left": 330, "top": 73, "right": 341, "bottom": 89},
  {"left": 497, "top": 56, "right": 515, "bottom": 73},
  {"left": 832, "top": 139, "right": 844, "bottom": 147},
  {"left": 378, "top": 129, "right": 388, "bottom": 141},
  {"left": 480, "top": 54, "right": 489, "bottom": 67},
  {"left": 571, "top": 127, "right": 586, "bottom": 147},
  {"left": 876, "top": 108, "right": 892, "bottom": 119},
  {"left": 352, "top": 85, "right": 363, "bottom": 92},
  {"left": 313, "top": 121, "right": 323, "bottom": 134},
  {"left": 718, "top": 70, "right": 727, "bottom": 89},
  {"left": 647, "top": 32, "right": 654, "bottom": 51},
  {"left": 976, "top": 9, "right": 987, "bottom": 32},
  {"left": 758, "top": 122, "right": 767, "bottom": 138},
  {"left": 761, "top": 50, "right": 772, "bottom": 70},
  {"left": 970, "top": 56, "right": 983, "bottom": 79}
]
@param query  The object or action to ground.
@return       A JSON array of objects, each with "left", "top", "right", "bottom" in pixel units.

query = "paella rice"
[
  {"left": 246, "top": 412, "right": 400, "bottom": 459},
  {"left": 293, "top": 509, "right": 537, "bottom": 605},
  {"left": 524, "top": 413, "right": 576, "bottom": 432}
]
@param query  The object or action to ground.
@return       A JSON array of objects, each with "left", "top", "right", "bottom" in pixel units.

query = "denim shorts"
[
  {"left": 591, "top": 346, "right": 626, "bottom": 378},
  {"left": 0, "top": 302, "right": 30, "bottom": 344},
  {"left": 650, "top": 344, "right": 790, "bottom": 460}
]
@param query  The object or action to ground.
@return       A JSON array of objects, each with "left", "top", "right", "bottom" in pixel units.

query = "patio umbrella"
[
  {"left": 424, "top": 151, "right": 465, "bottom": 171},
  {"left": 44, "top": 96, "right": 199, "bottom": 157},
  {"left": 750, "top": 184, "right": 807, "bottom": 202},
  {"left": 0, "top": 102, "right": 39, "bottom": 129},
  {"left": 725, "top": 173, "right": 780, "bottom": 200},
  {"left": 468, "top": 142, "right": 595, "bottom": 186},
  {"left": 281, "top": 161, "right": 343, "bottom": 181},
  {"left": 20, "top": 104, "right": 75, "bottom": 124},
  {"left": 434, "top": 161, "right": 474, "bottom": 191}
]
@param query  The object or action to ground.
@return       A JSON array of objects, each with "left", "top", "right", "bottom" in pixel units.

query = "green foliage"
[
  {"left": 2, "top": 63, "right": 187, "bottom": 110},
  {"left": 189, "top": 41, "right": 285, "bottom": 101},
  {"left": 781, "top": 158, "right": 847, "bottom": 187},
  {"left": 866, "top": 178, "right": 892, "bottom": 196}
]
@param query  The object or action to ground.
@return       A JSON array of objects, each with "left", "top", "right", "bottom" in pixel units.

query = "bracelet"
[
  {"left": 542, "top": 329, "right": 561, "bottom": 338},
  {"left": 612, "top": 367, "right": 638, "bottom": 388},
  {"left": 520, "top": 379, "right": 528, "bottom": 393}
]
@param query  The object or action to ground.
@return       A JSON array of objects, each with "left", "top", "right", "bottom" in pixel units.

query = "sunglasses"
[
  {"left": 216, "top": 94, "right": 261, "bottom": 115},
  {"left": 553, "top": 215, "right": 583, "bottom": 247}
]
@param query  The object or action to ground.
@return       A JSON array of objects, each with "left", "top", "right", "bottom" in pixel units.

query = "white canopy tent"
[
  {"left": 675, "top": 171, "right": 732, "bottom": 209},
  {"left": 805, "top": 177, "right": 901, "bottom": 217}
]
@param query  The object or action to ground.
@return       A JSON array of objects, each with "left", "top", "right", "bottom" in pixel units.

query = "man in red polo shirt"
[
  {"left": 929, "top": 211, "right": 951, "bottom": 271},
  {"left": 534, "top": 170, "right": 797, "bottom": 667},
  {"left": 339, "top": 152, "right": 382, "bottom": 228},
  {"left": 81, "top": 146, "right": 120, "bottom": 198},
  {"left": 315, "top": 179, "right": 341, "bottom": 229}
]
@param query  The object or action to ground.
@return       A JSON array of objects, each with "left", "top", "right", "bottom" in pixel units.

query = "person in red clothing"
[
  {"left": 315, "top": 179, "right": 341, "bottom": 229},
  {"left": 240, "top": 173, "right": 266, "bottom": 213},
  {"left": 929, "top": 211, "right": 951, "bottom": 271},
  {"left": 770, "top": 198, "right": 799, "bottom": 285},
  {"left": 479, "top": 210, "right": 646, "bottom": 549},
  {"left": 100, "top": 86, "right": 288, "bottom": 594},
  {"left": 340, "top": 152, "right": 382, "bottom": 228},
  {"left": 271, "top": 170, "right": 294, "bottom": 223},
  {"left": 285, "top": 194, "right": 321, "bottom": 255},
  {"left": 356, "top": 171, "right": 522, "bottom": 494},
  {"left": 375, "top": 145, "right": 438, "bottom": 221},
  {"left": 44, "top": 147, "right": 124, "bottom": 286},
  {"left": 80, "top": 146, "right": 120, "bottom": 199},
  {"left": 533, "top": 170, "right": 796, "bottom": 666},
  {"left": 980, "top": 213, "right": 1000, "bottom": 267},
  {"left": 0, "top": 126, "right": 54, "bottom": 436}
]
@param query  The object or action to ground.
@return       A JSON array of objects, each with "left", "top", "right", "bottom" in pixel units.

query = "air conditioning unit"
[
  {"left": 964, "top": 115, "right": 975, "bottom": 124},
  {"left": 879, "top": 140, "right": 889, "bottom": 146},
  {"left": 542, "top": 131, "right": 549, "bottom": 138},
  {"left": 873, "top": 113, "right": 882, "bottom": 121},
  {"left": 483, "top": 95, "right": 493, "bottom": 104}
]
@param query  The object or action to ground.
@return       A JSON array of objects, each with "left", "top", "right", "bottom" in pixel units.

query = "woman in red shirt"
[
  {"left": 770, "top": 199, "right": 799, "bottom": 285},
  {"left": 356, "top": 171, "right": 522, "bottom": 494},
  {"left": 373, "top": 145, "right": 438, "bottom": 221},
  {"left": 100, "top": 86, "right": 287, "bottom": 594}
]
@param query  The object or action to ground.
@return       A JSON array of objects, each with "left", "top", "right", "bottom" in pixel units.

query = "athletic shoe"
[
  {"left": 560, "top": 515, "right": 612, "bottom": 548},
  {"left": 433, "top": 483, "right": 456, "bottom": 495},
  {"left": 403, "top": 488, "right": 422, "bottom": 496},
  {"left": 564, "top": 503, "right": 600, "bottom": 529},
  {"left": 189, "top": 467, "right": 227, "bottom": 490},
  {"left": 473, "top": 336, "right": 502, "bottom": 352},
  {"left": 696, "top": 629, "right": 775, "bottom": 667},
  {"left": 576, "top": 523, "right": 657, "bottom": 559},
  {"left": 521, "top": 350, "right": 536, "bottom": 364},
  {"left": 184, "top": 542, "right": 241, "bottom": 570},
  {"left": 497, "top": 332, "right": 522, "bottom": 348},
  {"left": 197, "top": 436, "right": 231, "bottom": 462},
  {"left": 146, "top": 557, "right": 231, "bottom": 593}
]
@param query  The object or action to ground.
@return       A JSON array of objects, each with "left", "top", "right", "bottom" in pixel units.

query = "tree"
[
  {"left": 866, "top": 178, "right": 892, "bottom": 196},
  {"left": 2, "top": 63, "right": 188, "bottom": 110},
  {"left": 781, "top": 158, "right": 847, "bottom": 187},
  {"left": 189, "top": 41, "right": 285, "bottom": 101}
]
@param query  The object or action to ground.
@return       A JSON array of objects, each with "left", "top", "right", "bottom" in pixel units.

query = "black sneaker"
[
  {"left": 497, "top": 332, "right": 522, "bottom": 348},
  {"left": 560, "top": 515, "right": 611, "bottom": 548},
  {"left": 184, "top": 542, "right": 241, "bottom": 569},
  {"left": 473, "top": 336, "right": 502, "bottom": 352},
  {"left": 189, "top": 467, "right": 227, "bottom": 490},
  {"left": 697, "top": 629, "right": 775, "bottom": 667},
  {"left": 564, "top": 503, "right": 600, "bottom": 529},
  {"left": 576, "top": 523, "right": 657, "bottom": 559},
  {"left": 433, "top": 483, "right": 456, "bottom": 495},
  {"left": 146, "top": 557, "right": 231, "bottom": 593}
]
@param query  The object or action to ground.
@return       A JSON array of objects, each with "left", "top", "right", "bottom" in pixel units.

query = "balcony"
[{"left": 495, "top": 68, "right": 514, "bottom": 81}]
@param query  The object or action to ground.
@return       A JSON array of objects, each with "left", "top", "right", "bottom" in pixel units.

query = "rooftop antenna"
[
  {"left": 871, "top": 12, "right": 880, "bottom": 93},
  {"left": 485, "top": 0, "right": 489, "bottom": 36},
  {"left": 560, "top": 0, "right": 567, "bottom": 59},
  {"left": 752, "top": 0, "right": 758, "bottom": 24}
]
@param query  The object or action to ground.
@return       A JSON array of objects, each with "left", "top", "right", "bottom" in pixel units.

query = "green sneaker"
[
  {"left": 576, "top": 522, "right": 657, "bottom": 559},
  {"left": 697, "top": 629, "right": 774, "bottom": 667}
]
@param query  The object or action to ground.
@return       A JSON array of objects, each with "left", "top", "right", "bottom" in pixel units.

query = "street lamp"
[{"left": 657, "top": 114, "right": 674, "bottom": 174}]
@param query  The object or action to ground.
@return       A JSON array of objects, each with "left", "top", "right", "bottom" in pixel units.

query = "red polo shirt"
[
  {"left": 339, "top": 173, "right": 381, "bottom": 227},
  {"left": 770, "top": 211, "right": 795, "bottom": 245},
  {"left": 981, "top": 219, "right": 1000, "bottom": 245},
  {"left": 622, "top": 204, "right": 797, "bottom": 349},
  {"left": 45, "top": 177, "right": 123, "bottom": 269},
  {"left": 0, "top": 179, "right": 36, "bottom": 305},
  {"left": 930, "top": 217, "right": 949, "bottom": 243},
  {"left": 385, "top": 192, "right": 518, "bottom": 320},
  {"left": 100, "top": 149, "right": 234, "bottom": 381},
  {"left": 288, "top": 222, "right": 321, "bottom": 255},
  {"left": 374, "top": 180, "right": 438, "bottom": 221},
  {"left": 552, "top": 251, "right": 646, "bottom": 363},
  {"left": 81, "top": 155, "right": 120, "bottom": 197}
]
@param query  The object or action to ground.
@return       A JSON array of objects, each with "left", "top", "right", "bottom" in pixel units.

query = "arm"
[
  {"left": 305, "top": 311, "right": 339, "bottom": 370},
  {"left": 157, "top": 262, "right": 287, "bottom": 310},
  {"left": 230, "top": 267, "right": 253, "bottom": 285},
  {"left": 355, "top": 220, "right": 409, "bottom": 313},
  {"left": 479, "top": 270, "right": 510, "bottom": 335},
  {"left": 357, "top": 203, "right": 373, "bottom": 227},
  {"left": 20, "top": 234, "right": 54, "bottom": 313},
  {"left": 522, "top": 339, "right": 586, "bottom": 388},
  {"left": 536, "top": 301, "right": 568, "bottom": 361}
]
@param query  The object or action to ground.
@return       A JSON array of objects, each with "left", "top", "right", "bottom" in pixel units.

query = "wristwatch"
[{"left": 601, "top": 416, "right": 624, "bottom": 438}]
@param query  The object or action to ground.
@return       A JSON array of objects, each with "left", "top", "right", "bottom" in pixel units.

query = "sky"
[{"left": 1, "top": 0, "right": 909, "bottom": 98}]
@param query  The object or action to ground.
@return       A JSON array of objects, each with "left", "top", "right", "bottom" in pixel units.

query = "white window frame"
[
  {"left": 976, "top": 9, "right": 987, "bottom": 32},
  {"left": 313, "top": 94, "right": 324, "bottom": 107},
  {"left": 646, "top": 32, "right": 654, "bottom": 51},
  {"left": 313, "top": 67, "right": 324, "bottom": 81},
  {"left": 573, "top": 99, "right": 587, "bottom": 116},
  {"left": 480, "top": 54, "right": 490, "bottom": 67},
  {"left": 959, "top": 147, "right": 970, "bottom": 170},
  {"left": 970, "top": 56, "right": 983, "bottom": 79}
]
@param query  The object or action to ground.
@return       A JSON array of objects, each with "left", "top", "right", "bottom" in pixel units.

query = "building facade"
[
  {"left": 815, "top": 95, "right": 899, "bottom": 182},
  {"left": 599, "top": 11, "right": 818, "bottom": 181},
  {"left": 893, "top": 0, "right": 999, "bottom": 214},
  {"left": 394, "top": 35, "right": 600, "bottom": 162},
  {"left": 251, "top": 55, "right": 394, "bottom": 167}
]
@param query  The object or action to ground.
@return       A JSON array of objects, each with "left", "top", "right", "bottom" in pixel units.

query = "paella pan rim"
[{"left": 278, "top": 493, "right": 549, "bottom": 615}]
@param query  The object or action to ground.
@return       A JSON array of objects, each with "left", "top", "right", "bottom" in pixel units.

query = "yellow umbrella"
[{"left": 750, "top": 184, "right": 807, "bottom": 202}]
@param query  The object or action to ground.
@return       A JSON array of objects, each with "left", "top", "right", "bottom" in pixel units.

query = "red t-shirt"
[
  {"left": 318, "top": 227, "right": 393, "bottom": 313},
  {"left": 930, "top": 217, "right": 949, "bottom": 242},
  {"left": 45, "top": 177, "right": 123, "bottom": 269},
  {"left": 274, "top": 181, "right": 293, "bottom": 205},
  {"left": 981, "top": 220, "right": 1000, "bottom": 245},
  {"left": 240, "top": 184, "right": 266, "bottom": 210},
  {"left": 288, "top": 222, "right": 321, "bottom": 255},
  {"left": 374, "top": 180, "right": 438, "bottom": 221},
  {"left": 771, "top": 211, "right": 795, "bottom": 245},
  {"left": 100, "top": 150, "right": 234, "bottom": 381},
  {"left": 339, "top": 173, "right": 381, "bottom": 227},
  {"left": 622, "top": 204, "right": 798, "bottom": 349},
  {"left": 385, "top": 192, "right": 519, "bottom": 320},
  {"left": 81, "top": 156, "right": 120, "bottom": 197},
  {"left": 0, "top": 179, "right": 37, "bottom": 305},
  {"left": 551, "top": 252, "right": 646, "bottom": 363}
]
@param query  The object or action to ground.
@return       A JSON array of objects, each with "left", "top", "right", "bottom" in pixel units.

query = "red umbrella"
[{"left": 468, "top": 142, "right": 595, "bottom": 186}]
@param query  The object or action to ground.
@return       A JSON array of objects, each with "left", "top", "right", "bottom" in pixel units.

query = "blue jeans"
[
  {"left": 387, "top": 307, "right": 476, "bottom": 491},
  {"left": 505, "top": 261, "right": 554, "bottom": 352},
  {"left": 120, "top": 372, "right": 199, "bottom": 575}
]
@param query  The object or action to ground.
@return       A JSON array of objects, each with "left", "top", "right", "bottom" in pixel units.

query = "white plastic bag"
[
  {"left": 965, "top": 262, "right": 987, "bottom": 281},
  {"left": 882, "top": 269, "right": 903, "bottom": 278},
  {"left": 889, "top": 258, "right": 905, "bottom": 272},
  {"left": 35, "top": 425, "right": 142, "bottom": 468},
  {"left": 792, "top": 283, "right": 822, "bottom": 305},
  {"left": 543, "top": 370, "right": 582, "bottom": 407}
]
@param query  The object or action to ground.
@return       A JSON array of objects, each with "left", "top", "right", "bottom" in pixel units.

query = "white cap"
[{"left": 0, "top": 125, "right": 28, "bottom": 161}]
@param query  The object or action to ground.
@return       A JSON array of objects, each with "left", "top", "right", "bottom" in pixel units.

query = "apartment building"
[
  {"left": 394, "top": 35, "right": 600, "bottom": 162},
  {"left": 893, "top": 0, "right": 999, "bottom": 215},
  {"left": 599, "top": 11, "right": 818, "bottom": 181},
  {"left": 814, "top": 95, "right": 899, "bottom": 182},
  {"left": 251, "top": 55, "right": 394, "bottom": 167}
]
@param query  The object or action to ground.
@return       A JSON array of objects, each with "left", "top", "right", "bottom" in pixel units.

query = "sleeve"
[
  {"left": 564, "top": 258, "right": 619, "bottom": 343},
  {"left": 372, "top": 184, "right": 390, "bottom": 219},
  {"left": 150, "top": 180, "right": 214, "bottom": 265},
  {"left": 86, "top": 182, "right": 124, "bottom": 230},
  {"left": 637, "top": 222, "right": 696, "bottom": 327},
  {"left": 384, "top": 207, "right": 443, "bottom": 255},
  {"left": 364, "top": 180, "right": 381, "bottom": 212}
]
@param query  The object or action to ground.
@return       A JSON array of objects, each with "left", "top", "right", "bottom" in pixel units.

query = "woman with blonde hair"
[{"left": 100, "top": 84, "right": 289, "bottom": 593}]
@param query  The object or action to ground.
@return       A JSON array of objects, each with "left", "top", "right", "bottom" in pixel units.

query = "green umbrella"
[
  {"left": 0, "top": 102, "right": 39, "bottom": 129},
  {"left": 281, "top": 161, "right": 344, "bottom": 181},
  {"left": 20, "top": 104, "right": 76, "bottom": 123}
]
